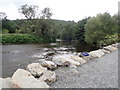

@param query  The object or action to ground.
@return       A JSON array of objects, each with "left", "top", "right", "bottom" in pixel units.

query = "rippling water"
[{"left": 2, "top": 41, "right": 99, "bottom": 77}]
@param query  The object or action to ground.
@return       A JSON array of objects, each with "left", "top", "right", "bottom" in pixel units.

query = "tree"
[
  {"left": 75, "top": 17, "right": 90, "bottom": 42},
  {"left": 61, "top": 23, "right": 76, "bottom": 41},
  {"left": 19, "top": 4, "right": 40, "bottom": 34},
  {"left": 41, "top": 8, "right": 53, "bottom": 19},
  {"left": 0, "top": 12, "right": 7, "bottom": 20},
  {"left": 85, "top": 12, "right": 116, "bottom": 45},
  {"left": 2, "top": 20, "right": 17, "bottom": 33},
  {"left": 19, "top": 4, "right": 39, "bottom": 19},
  {"left": 18, "top": 5, "right": 53, "bottom": 38},
  {"left": 112, "top": 14, "right": 118, "bottom": 34}
]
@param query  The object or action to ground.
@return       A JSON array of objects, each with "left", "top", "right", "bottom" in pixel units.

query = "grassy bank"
[{"left": 1, "top": 34, "right": 43, "bottom": 44}]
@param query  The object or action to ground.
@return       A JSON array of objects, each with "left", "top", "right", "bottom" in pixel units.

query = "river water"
[{"left": 2, "top": 41, "right": 99, "bottom": 77}]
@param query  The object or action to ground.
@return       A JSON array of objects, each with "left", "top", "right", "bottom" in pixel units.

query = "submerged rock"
[
  {"left": 53, "top": 47, "right": 68, "bottom": 51},
  {"left": 56, "top": 51, "right": 69, "bottom": 54},
  {"left": 41, "top": 61, "right": 57, "bottom": 69},
  {"left": 39, "top": 70, "right": 56, "bottom": 83},
  {"left": 11, "top": 69, "right": 49, "bottom": 88},
  {"left": 43, "top": 48, "right": 49, "bottom": 51},
  {"left": 27, "top": 63, "right": 47, "bottom": 77},
  {"left": 36, "top": 59, "right": 46, "bottom": 64},
  {"left": 31, "top": 54, "right": 44, "bottom": 59},
  {"left": 50, "top": 43, "right": 57, "bottom": 46},
  {"left": 42, "top": 51, "right": 55, "bottom": 56}
]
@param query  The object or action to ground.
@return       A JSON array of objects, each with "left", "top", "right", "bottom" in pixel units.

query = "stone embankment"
[{"left": 0, "top": 43, "right": 118, "bottom": 89}]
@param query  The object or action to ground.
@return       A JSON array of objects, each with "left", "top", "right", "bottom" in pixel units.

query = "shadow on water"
[{"left": 55, "top": 40, "right": 99, "bottom": 52}]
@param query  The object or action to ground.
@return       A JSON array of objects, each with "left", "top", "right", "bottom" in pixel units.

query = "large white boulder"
[
  {"left": 89, "top": 49, "right": 105, "bottom": 58},
  {"left": 39, "top": 70, "right": 56, "bottom": 83},
  {"left": 27, "top": 63, "right": 47, "bottom": 77},
  {"left": 71, "top": 56, "right": 86, "bottom": 64},
  {"left": 111, "top": 43, "right": 118, "bottom": 48},
  {"left": 101, "top": 49, "right": 111, "bottom": 54},
  {"left": 41, "top": 61, "right": 57, "bottom": 69},
  {"left": 82, "top": 55, "right": 94, "bottom": 61},
  {"left": 52, "top": 54, "right": 81, "bottom": 66},
  {"left": 11, "top": 69, "right": 49, "bottom": 88},
  {"left": 0, "top": 77, "right": 12, "bottom": 88},
  {"left": 67, "top": 58, "right": 80, "bottom": 66},
  {"left": 103, "top": 45, "right": 117, "bottom": 51},
  {"left": 52, "top": 55, "right": 70, "bottom": 66}
]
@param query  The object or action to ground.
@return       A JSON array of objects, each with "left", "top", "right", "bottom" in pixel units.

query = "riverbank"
[
  {"left": 1, "top": 43, "right": 118, "bottom": 88},
  {"left": 51, "top": 50, "right": 118, "bottom": 88}
]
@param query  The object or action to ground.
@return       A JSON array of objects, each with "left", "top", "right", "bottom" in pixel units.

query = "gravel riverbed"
[{"left": 51, "top": 50, "right": 118, "bottom": 88}]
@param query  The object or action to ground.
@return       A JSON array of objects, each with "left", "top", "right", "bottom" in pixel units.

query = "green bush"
[
  {"left": 99, "top": 34, "right": 119, "bottom": 46},
  {"left": 1, "top": 34, "right": 43, "bottom": 44},
  {"left": 2, "top": 29, "right": 9, "bottom": 33},
  {"left": 85, "top": 12, "right": 118, "bottom": 46}
]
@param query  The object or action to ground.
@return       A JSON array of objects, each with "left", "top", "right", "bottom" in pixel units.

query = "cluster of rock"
[
  {"left": 0, "top": 63, "right": 57, "bottom": 89},
  {"left": 0, "top": 43, "right": 118, "bottom": 89},
  {"left": 52, "top": 44, "right": 118, "bottom": 67}
]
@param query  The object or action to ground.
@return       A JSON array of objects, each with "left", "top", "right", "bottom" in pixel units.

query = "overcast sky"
[{"left": 0, "top": 0, "right": 119, "bottom": 21}]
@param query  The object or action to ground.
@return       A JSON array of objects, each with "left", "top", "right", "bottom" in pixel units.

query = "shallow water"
[{"left": 2, "top": 41, "right": 99, "bottom": 77}]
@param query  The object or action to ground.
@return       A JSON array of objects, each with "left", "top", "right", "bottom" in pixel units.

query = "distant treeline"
[{"left": 1, "top": 4, "right": 119, "bottom": 46}]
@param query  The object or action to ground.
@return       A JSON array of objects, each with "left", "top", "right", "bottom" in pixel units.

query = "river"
[{"left": 2, "top": 41, "right": 99, "bottom": 78}]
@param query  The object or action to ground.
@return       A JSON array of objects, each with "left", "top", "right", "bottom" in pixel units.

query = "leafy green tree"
[
  {"left": 85, "top": 12, "right": 117, "bottom": 45},
  {"left": 34, "top": 19, "right": 55, "bottom": 42},
  {"left": 2, "top": 20, "right": 17, "bottom": 33},
  {"left": 18, "top": 4, "right": 41, "bottom": 33},
  {"left": 112, "top": 14, "right": 118, "bottom": 34},
  {"left": 61, "top": 23, "right": 76, "bottom": 41},
  {"left": 75, "top": 17, "right": 90, "bottom": 42},
  {"left": 2, "top": 29, "right": 9, "bottom": 33}
]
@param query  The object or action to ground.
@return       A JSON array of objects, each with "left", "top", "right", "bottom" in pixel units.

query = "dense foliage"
[
  {"left": 85, "top": 12, "right": 119, "bottom": 46},
  {"left": 61, "top": 23, "right": 76, "bottom": 41},
  {"left": 1, "top": 34, "right": 43, "bottom": 44},
  {"left": 99, "top": 34, "right": 119, "bottom": 45},
  {"left": 1, "top": 4, "right": 119, "bottom": 46},
  {"left": 75, "top": 17, "right": 90, "bottom": 42},
  {"left": 2, "top": 19, "right": 76, "bottom": 42}
]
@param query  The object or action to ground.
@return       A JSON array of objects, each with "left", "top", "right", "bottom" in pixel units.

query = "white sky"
[{"left": 0, "top": 0, "right": 119, "bottom": 22}]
